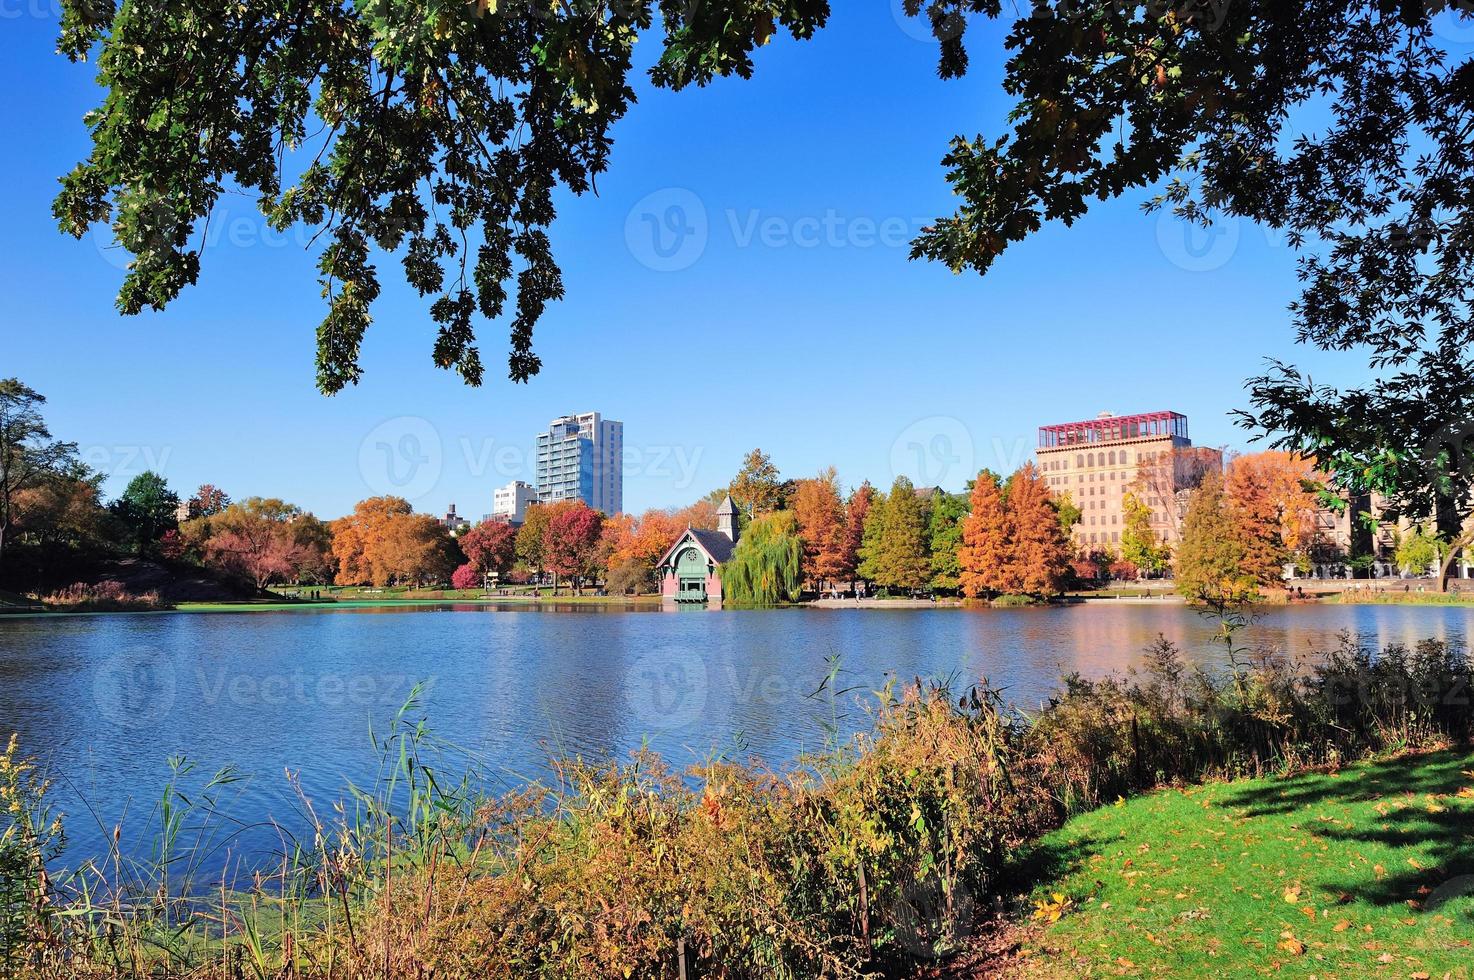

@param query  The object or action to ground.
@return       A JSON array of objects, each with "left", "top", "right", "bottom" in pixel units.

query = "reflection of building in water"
[{"left": 1037, "top": 411, "right": 1223, "bottom": 552}]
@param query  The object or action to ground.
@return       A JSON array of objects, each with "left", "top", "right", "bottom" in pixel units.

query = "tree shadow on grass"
[
  {"left": 1219, "top": 748, "right": 1472, "bottom": 819},
  {"left": 1220, "top": 748, "right": 1474, "bottom": 909}
]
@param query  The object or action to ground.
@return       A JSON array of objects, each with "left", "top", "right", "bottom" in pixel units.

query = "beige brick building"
[{"left": 1037, "top": 411, "right": 1222, "bottom": 553}]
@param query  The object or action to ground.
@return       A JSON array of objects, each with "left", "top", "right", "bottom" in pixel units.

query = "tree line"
[{"left": 9, "top": 377, "right": 1447, "bottom": 605}]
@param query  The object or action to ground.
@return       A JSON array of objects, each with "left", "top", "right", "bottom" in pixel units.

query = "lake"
[{"left": 1, "top": 601, "right": 1470, "bottom": 868}]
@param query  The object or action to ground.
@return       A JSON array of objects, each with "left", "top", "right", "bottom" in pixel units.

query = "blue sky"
[{"left": 0, "top": 4, "right": 1389, "bottom": 518}]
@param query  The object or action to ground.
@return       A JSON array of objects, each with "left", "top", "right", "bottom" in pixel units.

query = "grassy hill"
[{"left": 992, "top": 751, "right": 1474, "bottom": 978}]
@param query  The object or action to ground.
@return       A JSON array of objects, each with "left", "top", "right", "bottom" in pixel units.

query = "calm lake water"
[{"left": 1, "top": 601, "right": 1471, "bottom": 868}]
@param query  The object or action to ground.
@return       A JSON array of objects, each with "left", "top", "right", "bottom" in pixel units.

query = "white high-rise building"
[
  {"left": 492, "top": 480, "right": 539, "bottom": 525},
  {"left": 535, "top": 412, "right": 623, "bottom": 514}
]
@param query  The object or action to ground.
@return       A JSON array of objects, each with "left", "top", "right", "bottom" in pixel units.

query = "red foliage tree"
[
  {"left": 457, "top": 519, "right": 517, "bottom": 579},
  {"left": 544, "top": 503, "right": 605, "bottom": 594},
  {"left": 451, "top": 563, "right": 481, "bottom": 591},
  {"left": 842, "top": 482, "right": 875, "bottom": 585}
]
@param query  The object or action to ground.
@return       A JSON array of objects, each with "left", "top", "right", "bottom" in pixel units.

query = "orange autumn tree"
[
  {"left": 330, "top": 496, "right": 455, "bottom": 587},
  {"left": 958, "top": 471, "right": 1010, "bottom": 598},
  {"left": 1224, "top": 450, "right": 1323, "bottom": 585},
  {"left": 330, "top": 496, "right": 412, "bottom": 585},
  {"left": 791, "top": 467, "right": 850, "bottom": 590},
  {"left": 1004, "top": 463, "right": 1073, "bottom": 596}
]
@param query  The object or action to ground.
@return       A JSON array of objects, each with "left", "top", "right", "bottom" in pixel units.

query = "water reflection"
[{"left": 0, "top": 602, "right": 1468, "bottom": 866}]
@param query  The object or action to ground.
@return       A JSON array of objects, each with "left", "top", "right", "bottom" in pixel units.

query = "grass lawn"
[{"left": 1009, "top": 750, "right": 1474, "bottom": 978}]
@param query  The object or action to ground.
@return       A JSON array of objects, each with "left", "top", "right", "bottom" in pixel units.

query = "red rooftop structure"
[{"left": 1038, "top": 411, "right": 1189, "bottom": 449}]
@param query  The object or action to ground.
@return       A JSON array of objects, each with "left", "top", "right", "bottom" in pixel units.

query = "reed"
[{"left": 1, "top": 638, "right": 1469, "bottom": 979}]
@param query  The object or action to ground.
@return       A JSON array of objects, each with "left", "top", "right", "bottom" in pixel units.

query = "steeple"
[{"left": 717, "top": 494, "right": 739, "bottom": 542}]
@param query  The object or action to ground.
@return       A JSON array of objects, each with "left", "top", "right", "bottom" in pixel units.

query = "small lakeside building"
[{"left": 656, "top": 495, "right": 740, "bottom": 605}]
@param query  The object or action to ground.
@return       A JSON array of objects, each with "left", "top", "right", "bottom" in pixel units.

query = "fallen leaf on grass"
[
  {"left": 1333, "top": 920, "right": 1352, "bottom": 932},
  {"left": 1278, "top": 932, "right": 1306, "bottom": 956}
]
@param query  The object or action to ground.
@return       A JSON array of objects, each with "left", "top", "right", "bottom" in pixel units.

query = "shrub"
[{"left": 40, "top": 581, "right": 165, "bottom": 612}]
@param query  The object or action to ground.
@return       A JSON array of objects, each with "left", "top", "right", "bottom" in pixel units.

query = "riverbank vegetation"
[{"left": 3, "top": 635, "right": 1470, "bottom": 978}]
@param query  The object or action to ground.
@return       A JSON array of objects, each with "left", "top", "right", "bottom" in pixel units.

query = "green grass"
[{"left": 1015, "top": 750, "right": 1474, "bottom": 978}]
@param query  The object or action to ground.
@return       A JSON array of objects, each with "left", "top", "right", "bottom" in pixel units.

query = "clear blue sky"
[{"left": 0, "top": 5, "right": 1376, "bottom": 519}]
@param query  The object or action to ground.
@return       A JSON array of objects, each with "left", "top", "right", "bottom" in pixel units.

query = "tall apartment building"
[
  {"left": 492, "top": 480, "right": 539, "bottom": 525},
  {"left": 1037, "top": 411, "right": 1221, "bottom": 551},
  {"left": 534, "top": 412, "right": 624, "bottom": 514}
]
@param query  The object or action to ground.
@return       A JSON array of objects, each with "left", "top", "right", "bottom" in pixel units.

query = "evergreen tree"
[
  {"left": 927, "top": 489, "right": 969, "bottom": 594},
  {"left": 861, "top": 477, "right": 932, "bottom": 593},
  {"left": 111, "top": 471, "right": 179, "bottom": 554},
  {"left": 1176, "top": 470, "right": 1260, "bottom": 611},
  {"left": 958, "top": 471, "right": 1009, "bottom": 599}
]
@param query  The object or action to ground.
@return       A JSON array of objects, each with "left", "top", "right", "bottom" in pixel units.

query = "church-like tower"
[{"left": 716, "top": 494, "right": 739, "bottom": 543}]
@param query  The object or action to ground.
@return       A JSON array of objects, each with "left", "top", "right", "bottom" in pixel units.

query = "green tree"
[
  {"left": 0, "top": 379, "right": 78, "bottom": 570},
  {"left": 1120, "top": 491, "right": 1170, "bottom": 578},
  {"left": 1054, "top": 490, "right": 1082, "bottom": 537},
  {"left": 1175, "top": 471, "right": 1259, "bottom": 612},
  {"left": 728, "top": 448, "right": 783, "bottom": 525},
  {"left": 927, "top": 489, "right": 969, "bottom": 593},
  {"left": 54, "top": 1, "right": 828, "bottom": 393},
  {"left": 1395, "top": 526, "right": 1443, "bottom": 578},
  {"left": 858, "top": 477, "right": 932, "bottom": 594},
  {"left": 111, "top": 471, "right": 178, "bottom": 554},
  {"left": 719, "top": 511, "right": 803, "bottom": 606}
]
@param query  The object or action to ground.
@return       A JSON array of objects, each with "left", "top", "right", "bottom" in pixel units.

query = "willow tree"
[{"left": 719, "top": 510, "right": 802, "bottom": 606}]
